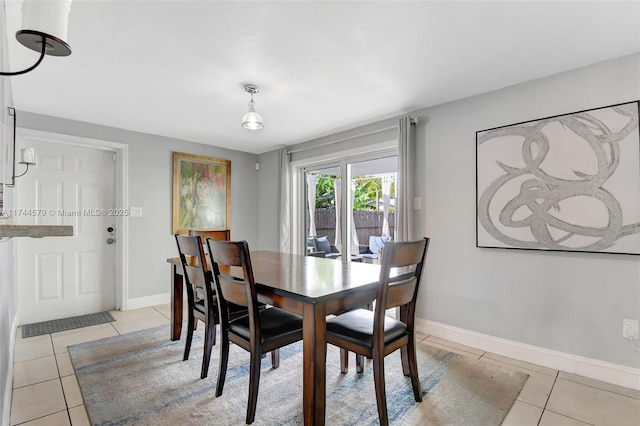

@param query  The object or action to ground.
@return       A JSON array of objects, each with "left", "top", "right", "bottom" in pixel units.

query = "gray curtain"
[
  {"left": 278, "top": 149, "right": 291, "bottom": 252},
  {"left": 396, "top": 116, "right": 415, "bottom": 241}
]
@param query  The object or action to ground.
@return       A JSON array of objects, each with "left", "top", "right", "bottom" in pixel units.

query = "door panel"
[{"left": 16, "top": 138, "right": 116, "bottom": 323}]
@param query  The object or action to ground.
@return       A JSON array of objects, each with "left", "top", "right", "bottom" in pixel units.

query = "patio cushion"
[
  {"left": 306, "top": 237, "right": 318, "bottom": 252},
  {"left": 315, "top": 236, "right": 332, "bottom": 253}
]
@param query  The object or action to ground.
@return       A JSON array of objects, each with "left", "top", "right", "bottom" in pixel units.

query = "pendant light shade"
[
  {"left": 242, "top": 84, "right": 264, "bottom": 130},
  {"left": 0, "top": 0, "right": 72, "bottom": 76},
  {"left": 18, "top": 0, "right": 72, "bottom": 57}
]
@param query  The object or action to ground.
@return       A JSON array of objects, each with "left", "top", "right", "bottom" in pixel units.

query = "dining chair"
[
  {"left": 206, "top": 239, "right": 303, "bottom": 425},
  {"left": 174, "top": 234, "right": 219, "bottom": 379},
  {"left": 174, "top": 234, "right": 248, "bottom": 379},
  {"left": 326, "top": 237, "right": 430, "bottom": 426}
]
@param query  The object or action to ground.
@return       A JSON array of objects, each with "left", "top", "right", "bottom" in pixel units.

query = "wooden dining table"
[{"left": 167, "top": 251, "right": 382, "bottom": 426}]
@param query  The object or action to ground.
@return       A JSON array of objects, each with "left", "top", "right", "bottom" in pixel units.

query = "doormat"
[{"left": 22, "top": 311, "right": 115, "bottom": 338}]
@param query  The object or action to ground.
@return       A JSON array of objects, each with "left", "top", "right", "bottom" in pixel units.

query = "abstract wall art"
[
  {"left": 172, "top": 152, "right": 231, "bottom": 234},
  {"left": 476, "top": 101, "right": 640, "bottom": 255}
]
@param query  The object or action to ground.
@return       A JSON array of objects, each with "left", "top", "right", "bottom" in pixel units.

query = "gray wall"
[
  {"left": 16, "top": 113, "right": 260, "bottom": 300},
  {"left": 414, "top": 53, "right": 640, "bottom": 368},
  {"left": 258, "top": 53, "right": 640, "bottom": 369}
]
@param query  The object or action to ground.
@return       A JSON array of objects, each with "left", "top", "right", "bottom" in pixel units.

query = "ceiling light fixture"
[
  {"left": 0, "top": 0, "right": 72, "bottom": 77},
  {"left": 242, "top": 84, "right": 264, "bottom": 130}
]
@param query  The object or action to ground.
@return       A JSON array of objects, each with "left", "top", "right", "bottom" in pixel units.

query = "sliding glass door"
[{"left": 303, "top": 153, "right": 397, "bottom": 261}]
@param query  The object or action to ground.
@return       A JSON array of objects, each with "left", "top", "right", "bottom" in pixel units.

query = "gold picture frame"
[{"left": 172, "top": 152, "right": 231, "bottom": 234}]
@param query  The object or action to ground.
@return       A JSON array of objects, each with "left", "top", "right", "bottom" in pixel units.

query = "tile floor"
[{"left": 9, "top": 305, "right": 640, "bottom": 425}]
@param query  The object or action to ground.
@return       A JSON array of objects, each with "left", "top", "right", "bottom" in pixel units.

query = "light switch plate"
[{"left": 130, "top": 207, "right": 143, "bottom": 217}]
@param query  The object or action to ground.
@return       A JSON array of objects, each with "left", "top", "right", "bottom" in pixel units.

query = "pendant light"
[
  {"left": 0, "top": 0, "right": 73, "bottom": 76},
  {"left": 242, "top": 84, "right": 264, "bottom": 130}
]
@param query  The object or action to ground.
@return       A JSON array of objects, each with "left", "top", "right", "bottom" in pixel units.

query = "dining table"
[{"left": 166, "top": 251, "right": 383, "bottom": 426}]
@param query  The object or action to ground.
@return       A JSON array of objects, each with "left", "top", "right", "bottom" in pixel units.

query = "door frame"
[{"left": 15, "top": 127, "right": 130, "bottom": 311}]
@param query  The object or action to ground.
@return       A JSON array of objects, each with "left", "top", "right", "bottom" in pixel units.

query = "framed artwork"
[
  {"left": 476, "top": 101, "right": 640, "bottom": 255},
  {"left": 172, "top": 152, "right": 231, "bottom": 234}
]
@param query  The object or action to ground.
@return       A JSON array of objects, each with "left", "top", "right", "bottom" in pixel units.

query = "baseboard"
[
  {"left": 416, "top": 318, "right": 640, "bottom": 391},
  {"left": 124, "top": 293, "right": 171, "bottom": 311},
  {"left": 2, "top": 315, "right": 18, "bottom": 426}
]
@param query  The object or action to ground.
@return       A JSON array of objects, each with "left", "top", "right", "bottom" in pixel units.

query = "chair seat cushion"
[
  {"left": 230, "top": 307, "right": 303, "bottom": 345},
  {"left": 326, "top": 309, "right": 407, "bottom": 348}
]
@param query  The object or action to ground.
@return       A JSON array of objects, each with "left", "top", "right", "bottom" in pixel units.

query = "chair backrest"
[
  {"left": 188, "top": 229, "right": 231, "bottom": 242},
  {"left": 374, "top": 238, "right": 430, "bottom": 334},
  {"left": 206, "top": 240, "right": 262, "bottom": 337},
  {"left": 175, "top": 234, "right": 216, "bottom": 311}
]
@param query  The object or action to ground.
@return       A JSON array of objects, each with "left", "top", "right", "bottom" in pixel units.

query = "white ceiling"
[{"left": 4, "top": 1, "right": 640, "bottom": 155}]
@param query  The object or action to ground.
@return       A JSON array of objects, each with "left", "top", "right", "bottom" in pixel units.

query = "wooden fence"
[{"left": 311, "top": 208, "right": 395, "bottom": 246}]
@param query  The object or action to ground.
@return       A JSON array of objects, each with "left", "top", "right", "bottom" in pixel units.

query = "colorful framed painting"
[
  {"left": 476, "top": 100, "right": 640, "bottom": 255},
  {"left": 172, "top": 152, "right": 231, "bottom": 234}
]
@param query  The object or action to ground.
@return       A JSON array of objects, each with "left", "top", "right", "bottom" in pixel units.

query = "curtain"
[
  {"left": 306, "top": 174, "right": 317, "bottom": 236},
  {"left": 396, "top": 116, "right": 415, "bottom": 241},
  {"left": 334, "top": 178, "right": 341, "bottom": 250},
  {"left": 350, "top": 180, "right": 360, "bottom": 255},
  {"left": 278, "top": 149, "right": 291, "bottom": 252},
  {"left": 381, "top": 176, "right": 391, "bottom": 237}
]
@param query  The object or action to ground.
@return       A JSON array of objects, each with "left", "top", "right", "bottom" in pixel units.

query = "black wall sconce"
[{"left": 4, "top": 107, "right": 35, "bottom": 187}]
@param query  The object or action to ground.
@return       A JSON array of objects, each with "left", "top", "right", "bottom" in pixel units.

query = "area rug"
[
  {"left": 69, "top": 325, "right": 528, "bottom": 425},
  {"left": 22, "top": 311, "right": 115, "bottom": 338}
]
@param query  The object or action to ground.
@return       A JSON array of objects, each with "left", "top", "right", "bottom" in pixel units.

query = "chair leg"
[
  {"left": 215, "top": 333, "right": 230, "bottom": 397},
  {"left": 201, "top": 321, "right": 215, "bottom": 379},
  {"left": 406, "top": 340, "right": 422, "bottom": 402},
  {"left": 356, "top": 354, "right": 364, "bottom": 373},
  {"left": 271, "top": 349, "right": 280, "bottom": 369},
  {"left": 372, "top": 352, "right": 389, "bottom": 426},
  {"left": 246, "top": 350, "right": 262, "bottom": 424},
  {"left": 183, "top": 313, "right": 195, "bottom": 361},
  {"left": 340, "top": 349, "right": 348, "bottom": 373},
  {"left": 400, "top": 346, "right": 410, "bottom": 376}
]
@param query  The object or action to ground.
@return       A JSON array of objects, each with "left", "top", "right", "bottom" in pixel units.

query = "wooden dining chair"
[
  {"left": 174, "top": 234, "right": 220, "bottom": 379},
  {"left": 206, "top": 239, "right": 303, "bottom": 425},
  {"left": 326, "top": 237, "right": 430, "bottom": 426}
]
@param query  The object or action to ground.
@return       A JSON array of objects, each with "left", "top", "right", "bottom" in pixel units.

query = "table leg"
[
  {"left": 302, "top": 303, "right": 326, "bottom": 426},
  {"left": 170, "top": 264, "right": 183, "bottom": 341}
]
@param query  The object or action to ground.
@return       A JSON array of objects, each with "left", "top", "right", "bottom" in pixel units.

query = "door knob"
[{"left": 107, "top": 238, "right": 115, "bottom": 244}]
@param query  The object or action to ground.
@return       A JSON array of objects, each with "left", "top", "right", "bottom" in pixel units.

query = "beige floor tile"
[
  {"left": 20, "top": 410, "right": 71, "bottom": 426},
  {"left": 501, "top": 401, "right": 543, "bottom": 426},
  {"left": 69, "top": 405, "right": 90, "bottom": 426},
  {"left": 482, "top": 352, "right": 558, "bottom": 376},
  {"left": 481, "top": 356, "right": 556, "bottom": 408},
  {"left": 109, "top": 307, "right": 164, "bottom": 323},
  {"left": 52, "top": 326, "right": 118, "bottom": 354},
  {"left": 14, "top": 337, "right": 54, "bottom": 363},
  {"left": 10, "top": 379, "right": 66, "bottom": 425},
  {"left": 420, "top": 339, "right": 482, "bottom": 359},
  {"left": 111, "top": 315, "right": 169, "bottom": 335},
  {"left": 56, "top": 352, "right": 75, "bottom": 377},
  {"left": 546, "top": 378, "right": 640, "bottom": 426},
  {"left": 13, "top": 355, "right": 59, "bottom": 388},
  {"left": 152, "top": 303, "right": 172, "bottom": 318},
  {"left": 424, "top": 335, "right": 486, "bottom": 356},
  {"left": 61, "top": 375, "right": 83, "bottom": 408},
  {"left": 539, "top": 410, "right": 593, "bottom": 426},
  {"left": 558, "top": 371, "right": 640, "bottom": 400}
]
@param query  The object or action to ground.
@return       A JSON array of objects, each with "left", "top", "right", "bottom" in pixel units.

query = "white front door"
[{"left": 16, "top": 136, "right": 117, "bottom": 324}]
